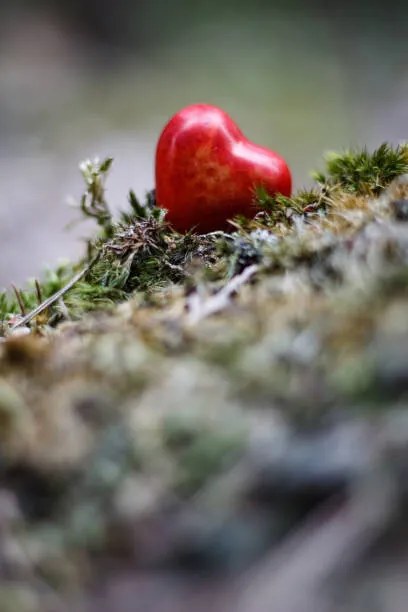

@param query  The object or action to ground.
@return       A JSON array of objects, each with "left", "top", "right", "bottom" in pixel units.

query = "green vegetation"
[
  {"left": 2, "top": 143, "right": 407, "bottom": 330},
  {"left": 313, "top": 143, "right": 408, "bottom": 194},
  {"left": 1, "top": 142, "right": 408, "bottom": 608}
]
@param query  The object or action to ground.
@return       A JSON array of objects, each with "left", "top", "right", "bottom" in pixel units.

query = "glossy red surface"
[{"left": 155, "top": 104, "right": 292, "bottom": 233}]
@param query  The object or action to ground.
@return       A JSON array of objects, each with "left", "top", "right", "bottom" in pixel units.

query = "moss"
[
  {"left": 313, "top": 142, "right": 408, "bottom": 195},
  {"left": 254, "top": 185, "right": 331, "bottom": 227},
  {"left": 0, "top": 586, "right": 39, "bottom": 612},
  {"left": 1, "top": 144, "right": 408, "bottom": 604},
  {"left": 85, "top": 219, "right": 214, "bottom": 295},
  {"left": 3, "top": 143, "right": 408, "bottom": 333},
  {"left": 175, "top": 428, "right": 246, "bottom": 494},
  {"left": 0, "top": 379, "right": 30, "bottom": 444},
  {"left": 0, "top": 263, "right": 76, "bottom": 325}
]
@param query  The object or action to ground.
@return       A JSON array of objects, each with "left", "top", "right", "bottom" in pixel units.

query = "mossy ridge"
[
  {"left": 0, "top": 145, "right": 408, "bottom": 606},
  {"left": 1, "top": 142, "right": 407, "bottom": 332}
]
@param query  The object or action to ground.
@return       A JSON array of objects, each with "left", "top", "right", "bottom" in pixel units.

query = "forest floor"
[{"left": 1, "top": 145, "right": 408, "bottom": 612}]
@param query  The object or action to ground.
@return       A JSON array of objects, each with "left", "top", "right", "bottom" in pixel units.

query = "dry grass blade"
[
  {"left": 187, "top": 264, "right": 259, "bottom": 324},
  {"left": 11, "top": 284, "right": 27, "bottom": 315}
]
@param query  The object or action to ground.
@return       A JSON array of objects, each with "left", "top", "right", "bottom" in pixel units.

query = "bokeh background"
[{"left": 0, "top": 0, "right": 407, "bottom": 288}]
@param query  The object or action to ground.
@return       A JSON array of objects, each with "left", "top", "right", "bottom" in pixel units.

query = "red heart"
[{"left": 155, "top": 104, "right": 292, "bottom": 233}]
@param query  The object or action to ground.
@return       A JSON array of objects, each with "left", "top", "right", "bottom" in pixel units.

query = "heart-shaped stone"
[{"left": 155, "top": 104, "right": 291, "bottom": 233}]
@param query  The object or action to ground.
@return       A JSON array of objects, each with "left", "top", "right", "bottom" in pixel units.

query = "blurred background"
[{"left": 0, "top": 0, "right": 407, "bottom": 288}]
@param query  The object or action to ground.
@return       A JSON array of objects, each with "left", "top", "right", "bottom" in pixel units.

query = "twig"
[
  {"left": 187, "top": 264, "right": 259, "bottom": 325},
  {"left": 11, "top": 256, "right": 99, "bottom": 330}
]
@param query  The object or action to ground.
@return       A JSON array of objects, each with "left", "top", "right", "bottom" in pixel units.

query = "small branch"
[
  {"left": 11, "top": 256, "right": 99, "bottom": 331},
  {"left": 187, "top": 264, "right": 259, "bottom": 325}
]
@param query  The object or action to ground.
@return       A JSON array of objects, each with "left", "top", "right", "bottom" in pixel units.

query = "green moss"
[
  {"left": 62, "top": 280, "right": 125, "bottom": 317},
  {"left": 2, "top": 142, "right": 408, "bottom": 335},
  {"left": 313, "top": 142, "right": 408, "bottom": 195},
  {"left": 254, "top": 185, "right": 331, "bottom": 224},
  {"left": 0, "top": 262, "right": 77, "bottom": 326}
]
